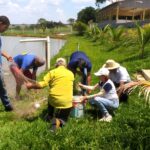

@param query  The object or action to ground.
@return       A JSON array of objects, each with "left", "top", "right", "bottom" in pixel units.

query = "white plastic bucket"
[{"left": 70, "top": 96, "right": 85, "bottom": 118}]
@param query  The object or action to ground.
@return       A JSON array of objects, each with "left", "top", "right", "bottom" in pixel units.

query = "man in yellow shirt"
[{"left": 26, "top": 58, "right": 74, "bottom": 131}]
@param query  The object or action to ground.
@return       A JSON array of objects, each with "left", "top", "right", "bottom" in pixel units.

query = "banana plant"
[{"left": 136, "top": 23, "right": 150, "bottom": 58}]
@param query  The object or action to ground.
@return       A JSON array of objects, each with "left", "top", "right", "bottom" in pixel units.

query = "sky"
[{"left": 0, "top": 0, "right": 110, "bottom": 24}]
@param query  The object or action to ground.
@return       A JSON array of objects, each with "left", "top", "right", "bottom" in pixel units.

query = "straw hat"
[
  {"left": 94, "top": 68, "right": 109, "bottom": 76},
  {"left": 103, "top": 59, "right": 120, "bottom": 70}
]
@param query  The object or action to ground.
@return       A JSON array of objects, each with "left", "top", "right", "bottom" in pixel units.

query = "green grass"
[{"left": 0, "top": 34, "right": 150, "bottom": 149}]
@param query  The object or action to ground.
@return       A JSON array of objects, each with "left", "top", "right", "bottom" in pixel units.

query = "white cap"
[{"left": 94, "top": 68, "right": 109, "bottom": 76}]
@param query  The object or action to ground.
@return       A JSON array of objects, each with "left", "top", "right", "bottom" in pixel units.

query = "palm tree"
[
  {"left": 91, "top": 25, "right": 102, "bottom": 41},
  {"left": 122, "top": 80, "right": 150, "bottom": 105},
  {"left": 104, "top": 25, "right": 125, "bottom": 42},
  {"left": 136, "top": 24, "right": 150, "bottom": 58}
]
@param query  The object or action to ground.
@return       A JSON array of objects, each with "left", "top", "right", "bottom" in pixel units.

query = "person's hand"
[
  {"left": 87, "top": 89, "right": 92, "bottom": 94},
  {"left": 117, "top": 85, "right": 124, "bottom": 96},
  {"left": 79, "top": 95, "right": 87, "bottom": 102},
  {"left": 78, "top": 82, "right": 83, "bottom": 87},
  {"left": 7, "top": 56, "right": 13, "bottom": 62},
  {"left": 123, "top": 81, "right": 138, "bottom": 92},
  {"left": 25, "top": 82, "right": 33, "bottom": 89}
]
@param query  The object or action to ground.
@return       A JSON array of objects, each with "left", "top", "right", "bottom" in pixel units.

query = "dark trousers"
[
  {"left": 119, "top": 92, "right": 128, "bottom": 102},
  {"left": 0, "top": 69, "right": 11, "bottom": 107},
  {"left": 48, "top": 103, "right": 71, "bottom": 124},
  {"left": 81, "top": 68, "right": 87, "bottom": 96}
]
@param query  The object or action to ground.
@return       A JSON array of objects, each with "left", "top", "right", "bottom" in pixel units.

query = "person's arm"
[
  {"left": 117, "top": 81, "right": 126, "bottom": 96},
  {"left": 32, "top": 70, "right": 37, "bottom": 80},
  {"left": 86, "top": 72, "right": 92, "bottom": 94},
  {"left": 87, "top": 72, "right": 91, "bottom": 85},
  {"left": 32, "top": 67, "right": 38, "bottom": 80},
  {"left": 26, "top": 81, "right": 42, "bottom": 89},
  {"left": 80, "top": 89, "right": 105, "bottom": 101},
  {"left": 26, "top": 71, "right": 51, "bottom": 89},
  {"left": 81, "top": 81, "right": 113, "bottom": 101},
  {"left": 1, "top": 51, "right": 13, "bottom": 61},
  {"left": 78, "top": 83, "right": 98, "bottom": 91}
]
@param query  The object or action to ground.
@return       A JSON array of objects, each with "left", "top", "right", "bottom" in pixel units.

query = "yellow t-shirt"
[{"left": 38, "top": 66, "right": 74, "bottom": 108}]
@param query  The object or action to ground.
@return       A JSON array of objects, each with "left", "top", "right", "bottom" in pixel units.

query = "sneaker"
[
  {"left": 99, "top": 114, "right": 112, "bottom": 122},
  {"left": 5, "top": 105, "right": 13, "bottom": 112}
]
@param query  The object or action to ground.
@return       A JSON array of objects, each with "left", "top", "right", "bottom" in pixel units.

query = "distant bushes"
[{"left": 73, "top": 21, "right": 87, "bottom": 35}]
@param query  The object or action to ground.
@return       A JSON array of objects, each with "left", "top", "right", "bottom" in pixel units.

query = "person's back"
[
  {"left": 109, "top": 66, "right": 131, "bottom": 86},
  {"left": 26, "top": 57, "right": 74, "bottom": 131},
  {"left": 68, "top": 51, "right": 92, "bottom": 95},
  {"left": 44, "top": 65, "right": 74, "bottom": 108},
  {"left": 69, "top": 51, "right": 91, "bottom": 70},
  {"left": 13, "top": 53, "right": 36, "bottom": 70},
  {"left": 70, "top": 51, "right": 90, "bottom": 62},
  {"left": 13, "top": 53, "right": 45, "bottom": 99},
  {"left": 103, "top": 59, "right": 131, "bottom": 102}
]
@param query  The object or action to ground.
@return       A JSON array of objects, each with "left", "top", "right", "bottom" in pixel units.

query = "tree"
[
  {"left": 37, "top": 18, "right": 48, "bottom": 32},
  {"left": 67, "top": 18, "right": 75, "bottom": 33},
  {"left": 96, "top": 0, "right": 107, "bottom": 7},
  {"left": 73, "top": 21, "right": 87, "bottom": 35},
  {"left": 136, "top": 23, "right": 150, "bottom": 58},
  {"left": 77, "top": 7, "right": 96, "bottom": 24},
  {"left": 67, "top": 18, "right": 75, "bottom": 25}
]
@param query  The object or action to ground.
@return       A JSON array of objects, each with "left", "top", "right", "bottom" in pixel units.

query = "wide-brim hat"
[
  {"left": 94, "top": 68, "right": 109, "bottom": 76},
  {"left": 103, "top": 59, "right": 120, "bottom": 70}
]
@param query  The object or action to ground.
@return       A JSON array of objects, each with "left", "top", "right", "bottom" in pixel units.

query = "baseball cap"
[{"left": 94, "top": 68, "right": 109, "bottom": 76}]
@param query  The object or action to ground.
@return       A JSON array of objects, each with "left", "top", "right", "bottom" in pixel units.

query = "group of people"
[
  {"left": 25, "top": 54, "right": 131, "bottom": 130},
  {"left": 79, "top": 59, "right": 131, "bottom": 122},
  {"left": 0, "top": 15, "right": 131, "bottom": 131}
]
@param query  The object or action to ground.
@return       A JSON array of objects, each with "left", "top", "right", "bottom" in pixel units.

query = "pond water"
[{"left": 1, "top": 36, "right": 66, "bottom": 73}]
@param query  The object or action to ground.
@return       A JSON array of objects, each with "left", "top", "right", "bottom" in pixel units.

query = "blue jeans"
[
  {"left": 0, "top": 68, "right": 11, "bottom": 107},
  {"left": 90, "top": 97, "right": 119, "bottom": 116}
]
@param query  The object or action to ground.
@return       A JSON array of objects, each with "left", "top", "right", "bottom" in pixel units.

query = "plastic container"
[{"left": 70, "top": 96, "right": 85, "bottom": 118}]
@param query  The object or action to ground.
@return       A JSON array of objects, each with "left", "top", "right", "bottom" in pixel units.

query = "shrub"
[{"left": 73, "top": 21, "right": 87, "bottom": 35}]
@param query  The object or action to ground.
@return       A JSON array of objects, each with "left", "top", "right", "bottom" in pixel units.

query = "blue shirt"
[
  {"left": 68, "top": 51, "right": 92, "bottom": 72},
  {"left": 13, "top": 54, "right": 37, "bottom": 70}
]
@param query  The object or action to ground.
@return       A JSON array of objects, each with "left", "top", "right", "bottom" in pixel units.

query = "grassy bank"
[
  {"left": 3, "top": 27, "right": 71, "bottom": 39},
  {"left": 0, "top": 34, "right": 150, "bottom": 150}
]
